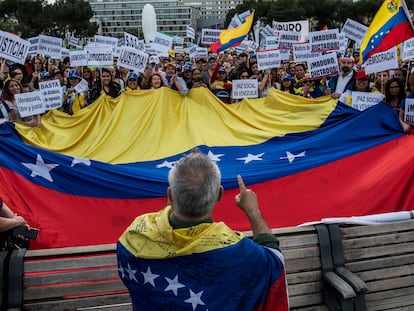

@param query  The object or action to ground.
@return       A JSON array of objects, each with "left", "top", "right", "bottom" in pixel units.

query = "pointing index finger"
[{"left": 237, "top": 175, "right": 246, "bottom": 191}]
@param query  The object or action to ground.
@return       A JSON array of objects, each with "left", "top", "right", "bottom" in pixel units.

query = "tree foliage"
[{"left": 0, "top": 0, "right": 97, "bottom": 39}]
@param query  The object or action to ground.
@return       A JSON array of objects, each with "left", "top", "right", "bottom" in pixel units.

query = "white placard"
[
  {"left": 70, "top": 49, "right": 88, "bottom": 67},
  {"left": 293, "top": 42, "right": 321, "bottom": 62},
  {"left": 309, "top": 29, "right": 340, "bottom": 53},
  {"left": 201, "top": 29, "right": 221, "bottom": 45},
  {"left": 256, "top": 49, "right": 281, "bottom": 71},
  {"left": 74, "top": 79, "right": 89, "bottom": 94},
  {"left": 404, "top": 98, "right": 414, "bottom": 124},
  {"left": 263, "top": 35, "right": 279, "bottom": 50},
  {"left": 173, "top": 36, "right": 184, "bottom": 45},
  {"left": 278, "top": 31, "right": 301, "bottom": 49},
  {"left": 85, "top": 46, "right": 113, "bottom": 67},
  {"left": 28, "top": 36, "right": 38, "bottom": 55},
  {"left": 37, "top": 35, "right": 62, "bottom": 59},
  {"left": 307, "top": 53, "right": 339, "bottom": 78},
  {"left": 69, "top": 36, "right": 80, "bottom": 47},
  {"left": 187, "top": 45, "right": 198, "bottom": 58},
  {"left": 14, "top": 92, "right": 45, "bottom": 117},
  {"left": 229, "top": 14, "right": 243, "bottom": 29},
  {"left": 61, "top": 48, "right": 70, "bottom": 61},
  {"left": 144, "top": 43, "right": 156, "bottom": 55},
  {"left": 341, "top": 18, "right": 368, "bottom": 45},
  {"left": 339, "top": 33, "right": 349, "bottom": 53},
  {"left": 279, "top": 48, "right": 291, "bottom": 61},
  {"left": 232, "top": 79, "right": 258, "bottom": 99},
  {"left": 94, "top": 35, "right": 118, "bottom": 49},
  {"left": 351, "top": 91, "right": 383, "bottom": 111},
  {"left": 273, "top": 20, "right": 309, "bottom": 41},
  {"left": 196, "top": 47, "right": 208, "bottom": 58},
  {"left": 152, "top": 32, "right": 173, "bottom": 57},
  {"left": 402, "top": 38, "right": 414, "bottom": 61},
  {"left": 363, "top": 47, "right": 398, "bottom": 75},
  {"left": 118, "top": 46, "right": 149, "bottom": 73},
  {"left": 174, "top": 46, "right": 184, "bottom": 54},
  {"left": 0, "top": 31, "right": 30, "bottom": 65},
  {"left": 261, "top": 25, "right": 275, "bottom": 37},
  {"left": 124, "top": 32, "right": 145, "bottom": 50},
  {"left": 39, "top": 79, "right": 63, "bottom": 110},
  {"left": 186, "top": 25, "right": 195, "bottom": 40}
]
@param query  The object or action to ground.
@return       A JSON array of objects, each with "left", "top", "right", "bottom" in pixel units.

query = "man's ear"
[
  {"left": 217, "top": 186, "right": 224, "bottom": 202},
  {"left": 167, "top": 187, "right": 173, "bottom": 206}
]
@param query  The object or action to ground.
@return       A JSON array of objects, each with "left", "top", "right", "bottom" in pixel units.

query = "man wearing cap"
[
  {"left": 39, "top": 71, "right": 52, "bottom": 82},
  {"left": 296, "top": 74, "right": 324, "bottom": 99},
  {"left": 163, "top": 62, "right": 188, "bottom": 95},
  {"left": 63, "top": 69, "right": 88, "bottom": 114},
  {"left": 125, "top": 72, "right": 140, "bottom": 92},
  {"left": 328, "top": 54, "right": 356, "bottom": 99}
]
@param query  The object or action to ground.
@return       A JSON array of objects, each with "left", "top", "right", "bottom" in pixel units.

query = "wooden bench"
[
  {"left": 338, "top": 219, "right": 414, "bottom": 311},
  {"left": 5, "top": 225, "right": 359, "bottom": 311}
]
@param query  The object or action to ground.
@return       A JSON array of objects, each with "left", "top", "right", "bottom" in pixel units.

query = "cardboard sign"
[
  {"left": 85, "top": 46, "right": 113, "bottom": 67},
  {"left": 402, "top": 38, "right": 414, "bottom": 61},
  {"left": 70, "top": 49, "right": 88, "bottom": 67},
  {"left": 124, "top": 32, "right": 145, "bottom": 51},
  {"left": 201, "top": 29, "right": 221, "bottom": 45},
  {"left": 256, "top": 49, "right": 281, "bottom": 71},
  {"left": 118, "top": 46, "right": 149, "bottom": 73},
  {"left": 152, "top": 32, "right": 173, "bottom": 57},
  {"left": 39, "top": 79, "right": 63, "bottom": 110},
  {"left": 341, "top": 18, "right": 368, "bottom": 45},
  {"left": 364, "top": 47, "right": 398, "bottom": 75},
  {"left": 38, "top": 35, "right": 62, "bottom": 59},
  {"left": 351, "top": 91, "right": 383, "bottom": 111},
  {"left": 14, "top": 92, "right": 45, "bottom": 117},
  {"left": 307, "top": 53, "right": 339, "bottom": 78},
  {"left": 309, "top": 29, "right": 340, "bottom": 53},
  {"left": 232, "top": 79, "right": 258, "bottom": 99},
  {"left": 293, "top": 42, "right": 321, "bottom": 63},
  {"left": 0, "top": 31, "right": 30, "bottom": 64},
  {"left": 278, "top": 31, "right": 301, "bottom": 49},
  {"left": 404, "top": 98, "right": 414, "bottom": 124},
  {"left": 273, "top": 20, "right": 309, "bottom": 41}
]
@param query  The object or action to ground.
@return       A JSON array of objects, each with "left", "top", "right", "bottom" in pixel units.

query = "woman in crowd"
[
  {"left": 125, "top": 72, "right": 140, "bottom": 92},
  {"left": 81, "top": 67, "right": 95, "bottom": 89},
  {"left": 190, "top": 67, "right": 207, "bottom": 88},
  {"left": 146, "top": 72, "right": 164, "bottom": 90},
  {"left": 382, "top": 78, "right": 411, "bottom": 133},
  {"left": 88, "top": 68, "right": 121, "bottom": 104},
  {"left": 374, "top": 70, "right": 390, "bottom": 94},
  {"left": 297, "top": 75, "right": 324, "bottom": 99},
  {"left": 29, "top": 56, "right": 44, "bottom": 90},
  {"left": 258, "top": 68, "right": 273, "bottom": 98},
  {"left": 280, "top": 73, "right": 296, "bottom": 94},
  {"left": 63, "top": 69, "right": 88, "bottom": 114},
  {"left": 2, "top": 78, "right": 41, "bottom": 127}
]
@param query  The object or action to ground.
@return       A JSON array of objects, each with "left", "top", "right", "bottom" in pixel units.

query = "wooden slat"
[
  {"left": 25, "top": 244, "right": 117, "bottom": 258},
  {"left": 340, "top": 220, "right": 414, "bottom": 238},
  {"left": 345, "top": 253, "right": 414, "bottom": 272}
]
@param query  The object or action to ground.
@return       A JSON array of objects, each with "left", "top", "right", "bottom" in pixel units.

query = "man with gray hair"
[{"left": 117, "top": 151, "right": 288, "bottom": 310}]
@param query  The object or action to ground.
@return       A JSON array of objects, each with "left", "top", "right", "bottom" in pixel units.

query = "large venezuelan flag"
[
  {"left": 360, "top": 0, "right": 414, "bottom": 64},
  {"left": 0, "top": 88, "right": 412, "bottom": 249}
]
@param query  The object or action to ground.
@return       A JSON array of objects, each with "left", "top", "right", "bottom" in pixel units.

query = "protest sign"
[
  {"left": 309, "top": 29, "right": 340, "bottom": 53},
  {"left": 273, "top": 20, "right": 309, "bottom": 41},
  {"left": 118, "top": 46, "right": 149, "bottom": 72},
  {"left": 404, "top": 98, "right": 414, "bottom": 125},
  {"left": 364, "top": 47, "right": 398, "bottom": 75},
  {"left": 14, "top": 92, "right": 45, "bottom": 117},
  {"left": 124, "top": 32, "right": 145, "bottom": 50},
  {"left": 186, "top": 25, "right": 195, "bottom": 40},
  {"left": 256, "top": 49, "right": 281, "bottom": 71},
  {"left": 144, "top": 43, "right": 156, "bottom": 55},
  {"left": 39, "top": 79, "right": 63, "bottom": 110},
  {"left": 351, "top": 91, "right": 383, "bottom": 111},
  {"left": 174, "top": 46, "right": 184, "bottom": 54},
  {"left": 341, "top": 18, "right": 368, "bottom": 45},
  {"left": 28, "top": 36, "right": 38, "bottom": 55},
  {"left": 339, "top": 33, "right": 349, "bottom": 53},
  {"left": 229, "top": 14, "right": 243, "bottom": 29},
  {"left": 279, "top": 49, "right": 291, "bottom": 61},
  {"left": 74, "top": 79, "right": 89, "bottom": 94},
  {"left": 293, "top": 42, "right": 321, "bottom": 63},
  {"left": 70, "top": 49, "right": 88, "bottom": 67},
  {"left": 85, "top": 45, "right": 113, "bottom": 67},
  {"left": 152, "top": 32, "right": 173, "bottom": 57},
  {"left": 173, "top": 36, "right": 184, "bottom": 45},
  {"left": 0, "top": 31, "right": 30, "bottom": 65},
  {"left": 402, "top": 38, "right": 414, "bottom": 61},
  {"left": 307, "top": 53, "right": 339, "bottom": 78},
  {"left": 263, "top": 36, "right": 279, "bottom": 50},
  {"left": 94, "top": 35, "right": 118, "bottom": 49},
  {"left": 201, "top": 29, "right": 221, "bottom": 45},
  {"left": 278, "top": 31, "right": 301, "bottom": 49},
  {"left": 197, "top": 47, "right": 208, "bottom": 58},
  {"left": 38, "top": 35, "right": 62, "bottom": 59},
  {"left": 187, "top": 44, "right": 198, "bottom": 58},
  {"left": 232, "top": 79, "right": 258, "bottom": 99},
  {"left": 69, "top": 36, "right": 80, "bottom": 47}
]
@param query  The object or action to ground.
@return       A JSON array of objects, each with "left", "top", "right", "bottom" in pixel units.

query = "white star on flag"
[
  {"left": 118, "top": 262, "right": 126, "bottom": 279},
  {"left": 156, "top": 160, "right": 176, "bottom": 169},
  {"left": 280, "top": 151, "right": 306, "bottom": 163},
  {"left": 164, "top": 275, "right": 185, "bottom": 296},
  {"left": 141, "top": 267, "right": 159, "bottom": 287},
  {"left": 71, "top": 157, "right": 91, "bottom": 167},
  {"left": 236, "top": 152, "right": 265, "bottom": 164},
  {"left": 184, "top": 289, "right": 205, "bottom": 310},
  {"left": 125, "top": 263, "right": 138, "bottom": 282},
  {"left": 21, "top": 154, "right": 58, "bottom": 182},
  {"left": 207, "top": 150, "right": 224, "bottom": 162}
]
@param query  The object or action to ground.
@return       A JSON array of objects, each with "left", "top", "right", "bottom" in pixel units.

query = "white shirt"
[{"left": 335, "top": 71, "right": 354, "bottom": 94}]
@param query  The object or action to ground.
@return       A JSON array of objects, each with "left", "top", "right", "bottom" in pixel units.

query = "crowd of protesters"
[{"left": 0, "top": 49, "right": 412, "bottom": 132}]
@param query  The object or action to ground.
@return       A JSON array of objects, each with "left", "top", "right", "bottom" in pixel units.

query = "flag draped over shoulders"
[
  {"left": 0, "top": 88, "right": 412, "bottom": 249},
  {"left": 117, "top": 206, "right": 288, "bottom": 311},
  {"left": 360, "top": 0, "right": 414, "bottom": 64}
]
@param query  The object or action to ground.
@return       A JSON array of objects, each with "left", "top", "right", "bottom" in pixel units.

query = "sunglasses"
[{"left": 240, "top": 75, "right": 249, "bottom": 78}]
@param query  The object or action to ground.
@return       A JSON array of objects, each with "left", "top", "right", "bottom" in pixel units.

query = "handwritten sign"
[
  {"left": 278, "top": 31, "right": 301, "bottom": 49},
  {"left": 307, "top": 53, "right": 339, "bottom": 78},
  {"left": 341, "top": 18, "right": 368, "bottom": 45},
  {"left": 152, "top": 32, "right": 173, "bottom": 57},
  {"left": 70, "top": 49, "right": 88, "bottom": 67},
  {"left": 364, "top": 47, "right": 398, "bottom": 75},
  {"left": 404, "top": 98, "right": 414, "bottom": 124},
  {"left": 351, "top": 91, "right": 383, "bottom": 111},
  {"left": 186, "top": 25, "right": 195, "bottom": 40},
  {"left": 402, "top": 38, "right": 414, "bottom": 61},
  {"left": 273, "top": 20, "right": 309, "bottom": 41},
  {"left": 28, "top": 36, "right": 39, "bottom": 55},
  {"left": 201, "top": 29, "right": 221, "bottom": 45},
  {"left": 293, "top": 42, "right": 321, "bottom": 63},
  {"left": 309, "top": 29, "right": 340, "bottom": 53},
  {"left": 74, "top": 79, "right": 89, "bottom": 94},
  {"left": 38, "top": 35, "right": 62, "bottom": 59},
  {"left": 118, "top": 46, "right": 149, "bottom": 73},
  {"left": 94, "top": 35, "right": 118, "bottom": 50},
  {"left": 39, "top": 79, "right": 63, "bottom": 110},
  {"left": 256, "top": 49, "right": 281, "bottom": 71},
  {"left": 15, "top": 92, "right": 45, "bottom": 117},
  {"left": 0, "top": 31, "right": 30, "bottom": 64},
  {"left": 232, "top": 79, "right": 258, "bottom": 99},
  {"left": 124, "top": 32, "right": 145, "bottom": 50},
  {"left": 85, "top": 46, "right": 113, "bottom": 67}
]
